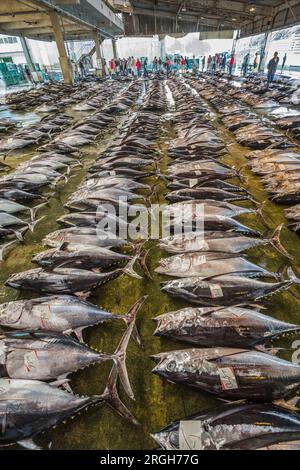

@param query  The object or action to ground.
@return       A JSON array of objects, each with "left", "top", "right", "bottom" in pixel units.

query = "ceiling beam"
[{"left": 130, "top": 0, "right": 274, "bottom": 18}]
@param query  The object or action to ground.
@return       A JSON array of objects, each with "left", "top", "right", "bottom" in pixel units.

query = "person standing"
[
  {"left": 143, "top": 57, "right": 148, "bottom": 77},
  {"left": 181, "top": 56, "right": 185, "bottom": 72},
  {"left": 221, "top": 53, "right": 227, "bottom": 71},
  {"left": 229, "top": 53, "right": 235, "bottom": 76},
  {"left": 79, "top": 59, "right": 85, "bottom": 78},
  {"left": 253, "top": 53, "right": 259, "bottom": 73},
  {"left": 267, "top": 51, "right": 279, "bottom": 87},
  {"left": 207, "top": 55, "right": 212, "bottom": 72},
  {"left": 127, "top": 56, "right": 132, "bottom": 75},
  {"left": 202, "top": 56, "right": 206, "bottom": 72},
  {"left": 158, "top": 57, "right": 162, "bottom": 71},
  {"left": 241, "top": 53, "right": 250, "bottom": 77},
  {"left": 281, "top": 53, "right": 287, "bottom": 73},
  {"left": 136, "top": 58, "right": 142, "bottom": 77},
  {"left": 109, "top": 58, "right": 115, "bottom": 77},
  {"left": 192, "top": 55, "right": 197, "bottom": 74},
  {"left": 153, "top": 56, "right": 158, "bottom": 71},
  {"left": 132, "top": 57, "right": 136, "bottom": 76},
  {"left": 166, "top": 57, "right": 172, "bottom": 75}
]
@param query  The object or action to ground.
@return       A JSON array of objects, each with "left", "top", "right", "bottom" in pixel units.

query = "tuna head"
[{"left": 0, "top": 378, "right": 95, "bottom": 446}]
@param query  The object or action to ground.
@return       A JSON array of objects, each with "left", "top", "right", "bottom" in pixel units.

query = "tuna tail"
[
  {"left": 112, "top": 302, "right": 139, "bottom": 400},
  {"left": 99, "top": 363, "right": 139, "bottom": 425},
  {"left": 122, "top": 254, "right": 142, "bottom": 279},
  {"left": 235, "top": 164, "right": 246, "bottom": 182},
  {"left": 271, "top": 224, "right": 293, "bottom": 260},
  {"left": 122, "top": 295, "right": 148, "bottom": 349},
  {"left": 139, "top": 248, "right": 152, "bottom": 280},
  {"left": 287, "top": 267, "right": 300, "bottom": 286},
  {"left": 256, "top": 200, "right": 272, "bottom": 230},
  {"left": 13, "top": 229, "right": 25, "bottom": 242},
  {"left": 0, "top": 239, "right": 19, "bottom": 261},
  {"left": 28, "top": 215, "right": 46, "bottom": 233},
  {"left": 30, "top": 202, "right": 47, "bottom": 221},
  {"left": 287, "top": 267, "right": 300, "bottom": 301}
]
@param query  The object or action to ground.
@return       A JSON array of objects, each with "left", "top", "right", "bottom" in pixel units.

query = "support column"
[
  {"left": 20, "top": 36, "right": 39, "bottom": 83},
  {"left": 112, "top": 39, "right": 118, "bottom": 60},
  {"left": 259, "top": 32, "right": 271, "bottom": 73},
  {"left": 20, "top": 37, "right": 35, "bottom": 73},
  {"left": 94, "top": 32, "right": 104, "bottom": 77},
  {"left": 49, "top": 11, "right": 73, "bottom": 85}
]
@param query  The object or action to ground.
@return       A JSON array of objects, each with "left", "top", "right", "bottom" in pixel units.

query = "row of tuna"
[
  {"left": 0, "top": 81, "right": 130, "bottom": 261},
  {"left": 191, "top": 76, "right": 300, "bottom": 233},
  {"left": 0, "top": 79, "right": 162, "bottom": 448},
  {"left": 151, "top": 77, "right": 300, "bottom": 450}
]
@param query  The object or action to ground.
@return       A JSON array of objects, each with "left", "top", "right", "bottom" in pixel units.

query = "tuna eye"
[
  {"left": 167, "top": 360, "right": 177, "bottom": 372},
  {"left": 169, "top": 431, "right": 179, "bottom": 447}
]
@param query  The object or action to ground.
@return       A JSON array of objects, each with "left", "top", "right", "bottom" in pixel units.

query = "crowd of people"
[
  {"left": 71, "top": 50, "right": 288, "bottom": 89},
  {"left": 104, "top": 53, "right": 237, "bottom": 77}
]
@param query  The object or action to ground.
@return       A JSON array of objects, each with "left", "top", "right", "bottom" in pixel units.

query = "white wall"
[{"left": 27, "top": 39, "right": 59, "bottom": 67}]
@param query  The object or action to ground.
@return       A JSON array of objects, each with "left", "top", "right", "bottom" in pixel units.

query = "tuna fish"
[
  {"left": 153, "top": 306, "right": 300, "bottom": 348},
  {"left": 0, "top": 295, "right": 145, "bottom": 343},
  {"left": 151, "top": 403, "right": 300, "bottom": 450},
  {"left": 159, "top": 224, "right": 291, "bottom": 259},
  {"left": 155, "top": 252, "right": 278, "bottom": 279},
  {"left": 32, "top": 245, "right": 132, "bottom": 270},
  {"left": 152, "top": 347, "right": 300, "bottom": 400},
  {"left": 160, "top": 268, "right": 299, "bottom": 306},
  {"left": 5, "top": 258, "right": 141, "bottom": 295},
  {"left": 0, "top": 310, "right": 140, "bottom": 448}
]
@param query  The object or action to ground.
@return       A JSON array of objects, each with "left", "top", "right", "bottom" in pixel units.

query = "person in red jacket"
[
  {"left": 136, "top": 58, "right": 142, "bottom": 77},
  {"left": 229, "top": 53, "right": 235, "bottom": 76}
]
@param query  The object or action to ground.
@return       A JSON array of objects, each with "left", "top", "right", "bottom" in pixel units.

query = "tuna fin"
[
  {"left": 74, "top": 327, "right": 84, "bottom": 343},
  {"left": 60, "top": 242, "right": 70, "bottom": 251},
  {"left": 139, "top": 249, "right": 153, "bottom": 280},
  {"left": 100, "top": 363, "right": 139, "bottom": 426},
  {"left": 123, "top": 295, "right": 148, "bottom": 349},
  {"left": 13, "top": 229, "right": 25, "bottom": 241},
  {"left": 256, "top": 200, "right": 271, "bottom": 230},
  {"left": 271, "top": 224, "right": 293, "bottom": 260},
  {"left": 30, "top": 202, "right": 47, "bottom": 221},
  {"left": 17, "top": 439, "right": 42, "bottom": 450},
  {"left": 28, "top": 215, "right": 45, "bottom": 233},
  {"left": 0, "top": 239, "right": 19, "bottom": 261},
  {"left": 274, "top": 397, "right": 300, "bottom": 411},
  {"left": 287, "top": 267, "right": 300, "bottom": 285},
  {"left": 113, "top": 302, "right": 140, "bottom": 400},
  {"left": 254, "top": 344, "right": 280, "bottom": 356},
  {"left": 122, "top": 254, "right": 142, "bottom": 279},
  {"left": 49, "top": 377, "right": 72, "bottom": 390}
]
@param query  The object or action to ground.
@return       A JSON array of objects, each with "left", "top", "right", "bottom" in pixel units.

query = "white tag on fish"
[
  {"left": 0, "top": 340, "right": 6, "bottom": 365},
  {"left": 189, "top": 179, "right": 198, "bottom": 188},
  {"left": 110, "top": 170, "right": 116, "bottom": 176},
  {"left": 179, "top": 421, "right": 203, "bottom": 450},
  {"left": 0, "top": 379, "right": 10, "bottom": 394},
  {"left": 209, "top": 284, "right": 223, "bottom": 298},
  {"left": 218, "top": 367, "right": 238, "bottom": 390},
  {"left": 24, "top": 351, "right": 39, "bottom": 371}
]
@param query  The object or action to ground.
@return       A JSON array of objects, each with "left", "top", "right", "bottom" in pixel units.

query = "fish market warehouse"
[{"left": 3, "top": 0, "right": 300, "bottom": 455}]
